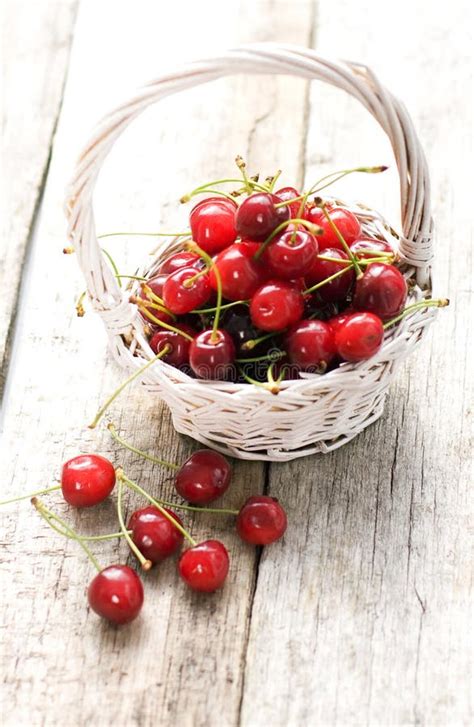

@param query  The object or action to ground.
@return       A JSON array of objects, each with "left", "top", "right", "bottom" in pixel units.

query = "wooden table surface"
[{"left": 1, "top": 1, "right": 472, "bottom": 725}]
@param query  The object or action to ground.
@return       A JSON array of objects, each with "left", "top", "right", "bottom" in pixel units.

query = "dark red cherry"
[
  {"left": 250, "top": 281, "right": 304, "bottom": 332},
  {"left": 88, "top": 565, "right": 144, "bottom": 624},
  {"left": 305, "top": 206, "right": 361, "bottom": 252},
  {"left": 128, "top": 506, "right": 184, "bottom": 563},
  {"left": 178, "top": 540, "right": 229, "bottom": 592},
  {"left": 306, "top": 248, "right": 355, "bottom": 303},
  {"left": 328, "top": 312, "right": 353, "bottom": 336},
  {"left": 175, "top": 449, "right": 231, "bottom": 504},
  {"left": 61, "top": 454, "right": 115, "bottom": 508},
  {"left": 274, "top": 186, "right": 301, "bottom": 218},
  {"left": 285, "top": 319, "right": 336, "bottom": 372},
  {"left": 235, "top": 193, "right": 289, "bottom": 241},
  {"left": 236, "top": 496, "right": 287, "bottom": 545},
  {"left": 163, "top": 267, "right": 211, "bottom": 315},
  {"left": 140, "top": 274, "right": 168, "bottom": 300},
  {"left": 209, "top": 241, "right": 267, "bottom": 300},
  {"left": 350, "top": 237, "right": 393, "bottom": 259},
  {"left": 190, "top": 198, "right": 238, "bottom": 254},
  {"left": 353, "top": 263, "right": 407, "bottom": 320},
  {"left": 263, "top": 229, "right": 318, "bottom": 279},
  {"left": 138, "top": 276, "right": 174, "bottom": 325},
  {"left": 189, "top": 329, "right": 236, "bottom": 380},
  {"left": 159, "top": 251, "right": 202, "bottom": 274},
  {"left": 149, "top": 323, "right": 195, "bottom": 368},
  {"left": 334, "top": 311, "right": 384, "bottom": 362}
]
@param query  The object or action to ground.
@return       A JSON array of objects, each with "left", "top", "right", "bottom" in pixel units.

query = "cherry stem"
[
  {"left": 235, "top": 155, "right": 252, "bottom": 194},
  {"left": 187, "top": 242, "right": 222, "bottom": 339},
  {"left": 98, "top": 232, "right": 191, "bottom": 239},
  {"left": 130, "top": 300, "right": 193, "bottom": 341},
  {"left": 0, "top": 484, "right": 61, "bottom": 506},
  {"left": 274, "top": 166, "right": 388, "bottom": 208},
  {"left": 116, "top": 274, "right": 148, "bottom": 282},
  {"left": 194, "top": 299, "right": 249, "bottom": 314},
  {"left": 108, "top": 423, "right": 179, "bottom": 471},
  {"left": 268, "top": 169, "right": 282, "bottom": 192},
  {"left": 76, "top": 290, "right": 86, "bottom": 317},
  {"left": 241, "top": 331, "right": 275, "bottom": 351},
  {"left": 117, "top": 479, "right": 152, "bottom": 571},
  {"left": 383, "top": 298, "right": 449, "bottom": 329},
  {"left": 101, "top": 247, "right": 122, "bottom": 288},
  {"left": 239, "top": 366, "right": 280, "bottom": 394},
  {"left": 317, "top": 201, "right": 362, "bottom": 277},
  {"left": 180, "top": 177, "right": 269, "bottom": 203},
  {"left": 117, "top": 470, "right": 197, "bottom": 546},
  {"left": 88, "top": 346, "right": 171, "bottom": 429},
  {"left": 254, "top": 218, "right": 323, "bottom": 261},
  {"left": 31, "top": 497, "right": 102, "bottom": 572},
  {"left": 237, "top": 350, "right": 286, "bottom": 364},
  {"left": 303, "top": 265, "right": 354, "bottom": 295},
  {"left": 140, "top": 284, "right": 166, "bottom": 306},
  {"left": 317, "top": 254, "right": 393, "bottom": 266}
]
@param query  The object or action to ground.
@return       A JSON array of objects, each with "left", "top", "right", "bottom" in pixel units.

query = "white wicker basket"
[{"left": 66, "top": 43, "right": 436, "bottom": 462}]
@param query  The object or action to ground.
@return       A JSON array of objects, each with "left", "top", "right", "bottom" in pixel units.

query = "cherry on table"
[
  {"left": 189, "top": 328, "right": 236, "bottom": 380},
  {"left": 353, "top": 262, "right": 407, "bottom": 320},
  {"left": 250, "top": 281, "right": 304, "bottom": 332},
  {"left": 159, "top": 251, "right": 202, "bottom": 275},
  {"left": 306, "top": 248, "right": 355, "bottom": 303},
  {"left": 128, "top": 506, "right": 184, "bottom": 563},
  {"left": 235, "top": 192, "right": 289, "bottom": 241},
  {"left": 149, "top": 323, "right": 195, "bottom": 368},
  {"left": 209, "top": 241, "right": 267, "bottom": 300},
  {"left": 334, "top": 311, "right": 384, "bottom": 362},
  {"left": 285, "top": 319, "right": 336, "bottom": 372},
  {"left": 178, "top": 540, "right": 229, "bottom": 592},
  {"left": 263, "top": 229, "right": 319, "bottom": 280},
  {"left": 236, "top": 496, "right": 287, "bottom": 545},
  {"left": 305, "top": 206, "right": 361, "bottom": 251},
  {"left": 175, "top": 449, "right": 232, "bottom": 504},
  {"left": 190, "top": 197, "right": 237, "bottom": 254},
  {"left": 87, "top": 565, "right": 144, "bottom": 624},
  {"left": 61, "top": 454, "right": 116, "bottom": 507},
  {"left": 163, "top": 267, "right": 211, "bottom": 315}
]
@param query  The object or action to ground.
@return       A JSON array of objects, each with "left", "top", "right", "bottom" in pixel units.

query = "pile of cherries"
[
  {"left": 133, "top": 164, "right": 411, "bottom": 387},
  {"left": 5, "top": 433, "right": 286, "bottom": 626}
]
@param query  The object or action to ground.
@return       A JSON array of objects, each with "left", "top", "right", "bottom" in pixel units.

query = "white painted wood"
[{"left": 0, "top": 0, "right": 78, "bottom": 392}]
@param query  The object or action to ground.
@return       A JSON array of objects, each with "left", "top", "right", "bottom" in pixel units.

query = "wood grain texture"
[
  {"left": 240, "top": 1, "right": 473, "bottom": 725},
  {"left": 0, "top": 0, "right": 78, "bottom": 394}
]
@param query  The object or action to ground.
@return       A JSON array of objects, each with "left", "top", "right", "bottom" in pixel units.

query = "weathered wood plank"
[
  {"left": 0, "top": 1, "right": 315, "bottom": 726},
  {"left": 240, "top": 1, "right": 473, "bottom": 725},
  {"left": 0, "top": 0, "right": 78, "bottom": 394}
]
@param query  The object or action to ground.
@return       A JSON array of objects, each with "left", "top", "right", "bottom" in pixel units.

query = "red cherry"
[
  {"left": 328, "top": 312, "right": 353, "bottom": 336},
  {"left": 250, "top": 281, "right": 304, "bottom": 332},
  {"left": 61, "top": 454, "right": 115, "bottom": 508},
  {"left": 149, "top": 323, "right": 195, "bottom": 368},
  {"left": 140, "top": 274, "right": 167, "bottom": 300},
  {"left": 305, "top": 206, "right": 361, "bottom": 251},
  {"left": 175, "top": 449, "right": 231, "bottom": 504},
  {"left": 209, "top": 241, "right": 267, "bottom": 300},
  {"left": 350, "top": 237, "right": 393, "bottom": 259},
  {"left": 334, "top": 312, "right": 384, "bottom": 362},
  {"left": 128, "top": 506, "right": 184, "bottom": 563},
  {"left": 88, "top": 565, "right": 144, "bottom": 624},
  {"left": 353, "top": 263, "right": 407, "bottom": 320},
  {"left": 159, "top": 251, "right": 202, "bottom": 275},
  {"left": 285, "top": 319, "right": 336, "bottom": 372},
  {"left": 306, "top": 248, "right": 355, "bottom": 303},
  {"left": 236, "top": 193, "right": 289, "bottom": 241},
  {"left": 263, "top": 229, "right": 318, "bottom": 280},
  {"left": 190, "top": 198, "right": 237, "bottom": 254},
  {"left": 163, "top": 267, "right": 211, "bottom": 315},
  {"left": 236, "top": 496, "right": 287, "bottom": 545},
  {"left": 178, "top": 540, "right": 229, "bottom": 592},
  {"left": 189, "top": 329, "right": 236, "bottom": 380},
  {"left": 138, "top": 276, "right": 174, "bottom": 325},
  {"left": 274, "top": 186, "right": 301, "bottom": 218}
]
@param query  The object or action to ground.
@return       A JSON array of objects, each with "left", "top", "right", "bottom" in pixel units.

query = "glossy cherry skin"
[
  {"left": 175, "top": 449, "right": 232, "bottom": 504},
  {"left": 141, "top": 274, "right": 168, "bottom": 300},
  {"left": 285, "top": 319, "right": 336, "bottom": 372},
  {"left": 88, "top": 565, "right": 144, "bottom": 625},
  {"left": 128, "top": 506, "right": 184, "bottom": 563},
  {"left": 61, "top": 454, "right": 116, "bottom": 507},
  {"left": 250, "top": 281, "right": 304, "bottom": 332},
  {"left": 189, "top": 329, "right": 236, "bottom": 380},
  {"left": 334, "top": 312, "right": 384, "bottom": 362},
  {"left": 306, "top": 248, "right": 355, "bottom": 303},
  {"left": 159, "top": 251, "right": 202, "bottom": 275},
  {"left": 235, "top": 193, "right": 289, "bottom": 241},
  {"left": 163, "top": 267, "right": 211, "bottom": 315},
  {"left": 353, "top": 263, "right": 407, "bottom": 320},
  {"left": 178, "top": 540, "right": 229, "bottom": 592},
  {"left": 305, "top": 206, "right": 361, "bottom": 252},
  {"left": 209, "top": 241, "right": 267, "bottom": 300},
  {"left": 274, "top": 186, "right": 301, "bottom": 218},
  {"left": 190, "top": 198, "right": 237, "bottom": 254},
  {"left": 263, "top": 229, "right": 318, "bottom": 280},
  {"left": 328, "top": 312, "right": 353, "bottom": 337},
  {"left": 350, "top": 237, "right": 393, "bottom": 259},
  {"left": 149, "top": 323, "right": 195, "bottom": 368},
  {"left": 236, "top": 496, "right": 287, "bottom": 545}
]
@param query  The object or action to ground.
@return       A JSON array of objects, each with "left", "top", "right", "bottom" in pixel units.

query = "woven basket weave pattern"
[{"left": 66, "top": 43, "right": 435, "bottom": 461}]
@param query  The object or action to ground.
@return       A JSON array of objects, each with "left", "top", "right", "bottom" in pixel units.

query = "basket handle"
[{"left": 66, "top": 42, "right": 433, "bottom": 332}]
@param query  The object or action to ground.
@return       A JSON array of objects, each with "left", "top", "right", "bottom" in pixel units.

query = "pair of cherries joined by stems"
[{"left": 4, "top": 427, "right": 287, "bottom": 626}]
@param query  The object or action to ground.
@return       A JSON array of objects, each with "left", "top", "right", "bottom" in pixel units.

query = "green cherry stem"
[
  {"left": 116, "top": 274, "right": 148, "bottom": 282},
  {"left": 130, "top": 299, "right": 194, "bottom": 341},
  {"left": 101, "top": 248, "right": 122, "bottom": 288},
  {"left": 117, "top": 470, "right": 197, "bottom": 546},
  {"left": 236, "top": 350, "right": 286, "bottom": 364},
  {"left": 383, "top": 298, "right": 449, "bottom": 329},
  {"left": 274, "top": 166, "right": 389, "bottom": 208},
  {"left": 187, "top": 242, "right": 223, "bottom": 338},
  {"left": 316, "top": 200, "right": 362, "bottom": 277},
  {"left": 117, "top": 479, "right": 152, "bottom": 571},
  {"left": 180, "top": 177, "right": 269, "bottom": 203},
  {"left": 254, "top": 218, "right": 323, "bottom": 261},
  {"left": 268, "top": 169, "right": 282, "bottom": 192},
  {"left": 194, "top": 299, "right": 249, "bottom": 314},
  {"left": 316, "top": 254, "right": 394, "bottom": 266},
  {"left": 108, "top": 423, "right": 179, "bottom": 471},
  {"left": 235, "top": 156, "right": 253, "bottom": 194},
  {"left": 76, "top": 290, "right": 86, "bottom": 317},
  {"left": 303, "top": 265, "right": 354, "bottom": 295},
  {"left": 0, "top": 484, "right": 61, "bottom": 506},
  {"left": 88, "top": 346, "right": 171, "bottom": 429},
  {"left": 241, "top": 331, "right": 276, "bottom": 351},
  {"left": 140, "top": 284, "right": 166, "bottom": 307},
  {"left": 31, "top": 497, "right": 102, "bottom": 572}
]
